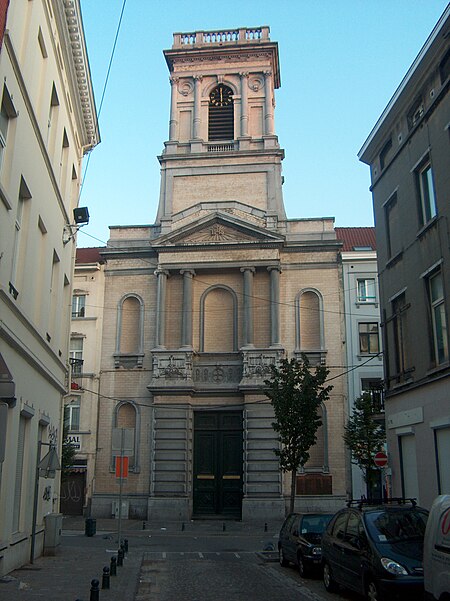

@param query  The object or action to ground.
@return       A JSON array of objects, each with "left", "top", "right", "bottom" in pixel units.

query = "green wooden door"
[{"left": 193, "top": 411, "right": 242, "bottom": 518}]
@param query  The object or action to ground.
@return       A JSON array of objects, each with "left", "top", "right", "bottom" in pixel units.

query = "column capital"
[
  {"left": 267, "top": 265, "right": 282, "bottom": 274},
  {"left": 169, "top": 76, "right": 179, "bottom": 86},
  {"left": 180, "top": 269, "right": 195, "bottom": 277},
  {"left": 239, "top": 71, "right": 249, "bottom": 79},
  {"left": 154, "top": 268, "right": 170, "bottom": 277},
  {"left": 263, "top": 70, "right": 272, "bottom": 78},
  {"left": 240, "top": 267, "right": 255, "bottom": 274},
  {"left": 193, "top": 74, "right": 203, "bottom": 82}
]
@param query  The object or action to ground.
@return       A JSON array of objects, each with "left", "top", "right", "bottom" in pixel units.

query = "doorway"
[{"left": 193, "top": 411, "right": 243, "bottom": 518}]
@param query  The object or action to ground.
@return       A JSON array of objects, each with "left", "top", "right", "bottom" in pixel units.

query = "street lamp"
[{"left": 30, "top": 441, "right": 61, "bottom": 563}]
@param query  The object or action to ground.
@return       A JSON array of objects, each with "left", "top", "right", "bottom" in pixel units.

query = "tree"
[
  {"left": 264, "top": 355, "right": 333, "bottom": 514},
  {"left": 343, "top": 392, "right": 386, "bottom": 499},
  {"left": 61, "top": 425, "right": 77, "bottom": 482}
]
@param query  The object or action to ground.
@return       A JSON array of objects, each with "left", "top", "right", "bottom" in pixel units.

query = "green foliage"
[
  {"left": 61, "top": 425, "right": 77, "bottom": 482},
  {"left": 264, "top": 355, "right": 332, "bottom": 512},
  {"left": 343, "top": 393, "right": 386, "bottom": 491}
]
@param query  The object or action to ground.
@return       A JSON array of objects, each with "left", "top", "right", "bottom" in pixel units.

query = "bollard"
[
  {"left": 264, "top": 522, "right": 268, "bottom": 532},
  {"left": 117, "top": 547, "right": 124, "bottom": 566},
  {"left": 102, "top": 566, "right": 110, "bottom": 590},
  {"left": 123, "top": 538, "right": 129, "bottom": 554},
  {"left": 181, "top": 522, "right": 185, "bottom": 531},
  {"left": 110, "top": 555, "right": 117, "bottom": 576},
  {"left": 90, "top": 579, "right": 100, "bottom": 601},
  {"left": 223, "top": 522, "right": 226, "bottom": 531},
  {"left": 143, "top": 520, "right": 146, "bottom": 530}
]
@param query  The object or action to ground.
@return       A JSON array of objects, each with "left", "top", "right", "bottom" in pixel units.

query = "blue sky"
[{"left": 77, "top": 1, "right": 449, "bottom": 248}]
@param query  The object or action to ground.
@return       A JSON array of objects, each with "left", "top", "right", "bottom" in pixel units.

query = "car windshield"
[
  {"left": 301, "top": 514, "right": 334, "bottom": 534},
  {"left": 365, "top": 509, "right": 428, "bottom": 543}
]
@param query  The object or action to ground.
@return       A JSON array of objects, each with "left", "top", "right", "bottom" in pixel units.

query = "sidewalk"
[{"left": 0, "top": 516, "right": 282, "bottom": 600}]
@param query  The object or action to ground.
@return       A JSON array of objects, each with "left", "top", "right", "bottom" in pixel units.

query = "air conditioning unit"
[{"left": 112, "top": 500, "right": 129, "bottom": 519}]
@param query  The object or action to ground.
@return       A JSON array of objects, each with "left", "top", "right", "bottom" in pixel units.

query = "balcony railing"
[{"left": 173, "top": 27, "right": 270, "bottom": 48}]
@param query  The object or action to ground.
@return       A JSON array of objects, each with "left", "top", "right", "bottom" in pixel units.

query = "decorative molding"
[
  {"left": 178, "top": 79, "right": 194, "bottom": 96},
  {"left": 248, "top": 75, "right": 264, "bottom": 91}
]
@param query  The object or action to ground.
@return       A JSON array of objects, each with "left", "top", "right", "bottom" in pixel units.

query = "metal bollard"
[
  {"left": 102, "top": 566, "right": 110, "bottom": 590},
  {"left": 143, "top": 520, "right": 146, "bottom": 530},
  {"left": 117, "top": 547, "right": 124, "bottom": 566},
  {"left": 110, "top": 556, "right": 117, "bottom": 576},
  {"left": 123, "top": 538, "right": 129, "bottom": 554},
  {"left": 90, "top": 579, "right": 100, "bottom": 601}
]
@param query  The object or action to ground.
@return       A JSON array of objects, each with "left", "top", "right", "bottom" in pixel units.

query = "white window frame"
[
  {"left": 70, "top": 338, "right": 83, "bottom": 374},
  {"left": 64, "top": 399, "right": 80, "bottom": 432},
  {"left": 72, "top": 294, "right": 86, "bottom": 318},
  {"left": 418, "top": 161, "right": 437, "bottom": 225},
  {"left": 428, "top": 271, "right": 448, "bottom": 365},
  {"left": 357, "top": 278, "right": 376, "bottom": 303}
]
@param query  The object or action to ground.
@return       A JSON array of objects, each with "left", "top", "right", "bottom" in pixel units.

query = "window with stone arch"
[
  {"left": 296, "top": 289, "right": 325, "bottom": 356},
  {"left": 115, "top": 294, "right": 144, "bottom": 367},
  {"left": 208, "top": 84, "right": 234, "bottom": 141},
  {"left": 200, "top": 285, "right": 237, "bottom": 352},
  {"left": 111, "top": 401, "right": 140, "bottom": 472}
]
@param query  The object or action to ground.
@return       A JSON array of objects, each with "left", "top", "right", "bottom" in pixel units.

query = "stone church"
[{"left": 91, "top": 27, "right": 347, "bottom": 521}]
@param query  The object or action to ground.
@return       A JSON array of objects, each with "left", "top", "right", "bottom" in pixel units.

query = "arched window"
[
  {"left": 295, "top": 288, "right": 325, "bottom": 364},
  {"left": 208, "top": 84, "right": 234, "bottom": 141},
  {"left": 200, "top": 285, "right": 237, "bottom": 352},
  {"left": 111, "top": 401, "right": 140, "bottom": 472},
  {"left": 115, "top": 294, "right": 144, "bottom": 367}
]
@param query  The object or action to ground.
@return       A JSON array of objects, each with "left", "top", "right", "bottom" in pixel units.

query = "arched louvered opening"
[{"left": 208, "top": 84, "right": 234, "bottom": 141}]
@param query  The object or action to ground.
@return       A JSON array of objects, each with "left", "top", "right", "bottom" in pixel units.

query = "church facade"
[{"left": 91, "top": 27, "right": 348, "bottom": 521}]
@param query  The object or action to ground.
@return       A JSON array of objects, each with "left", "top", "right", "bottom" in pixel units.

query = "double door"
[{"left": 193, "top": 411, "right": 243, "bottom": 518}]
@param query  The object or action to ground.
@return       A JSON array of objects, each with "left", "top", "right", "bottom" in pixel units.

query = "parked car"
[
  {"left": 278, "top": 512, "right": 334, "bottom": 577},
  {"left": 423, "top": 494, "right": 450, "bottom": 601},
  {"left": 321, "top": 498, "right": 428, "bottom": 601}
]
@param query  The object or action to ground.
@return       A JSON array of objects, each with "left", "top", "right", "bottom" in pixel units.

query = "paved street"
[{"left": 0, "top": 518, "right": 359, "bottom": 601}]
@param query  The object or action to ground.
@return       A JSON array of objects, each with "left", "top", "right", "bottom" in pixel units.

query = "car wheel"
[
  {"left": 323, "top": 561, "right": 338, "bottom": 593},
  {"left": 297, "top": 554, "right": 309, "bottom": 578},
  {"left": 279, "top": 546, "right": 288, "bottom": 567},
  {"left": 366, "top": 579, "right": 384, "bottom": 601}
]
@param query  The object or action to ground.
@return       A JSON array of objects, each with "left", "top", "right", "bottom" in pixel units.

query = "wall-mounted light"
[{"left": 63, "top": 207, "right": 90, "bottom": 244}]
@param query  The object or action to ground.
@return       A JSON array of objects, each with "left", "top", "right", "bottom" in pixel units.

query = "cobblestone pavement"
[{"left": 0, "top": 517, "right": 355, "bottom": 601}]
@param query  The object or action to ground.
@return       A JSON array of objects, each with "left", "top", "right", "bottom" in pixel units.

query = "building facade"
[
  {"left": 359, "top": 6, "right": 450, "bottom": 509},
  {"left": 0, "top": 0, "right": 98, "bottom": 574},
  {"left": 336, "top": 227, "right": 385, "bottom": 500},
  {"left": 91, "top": 27, "right": 348, "bottom": 522},
  {"left": 62, "top": 247, "right": 105, "bottom": 516}
]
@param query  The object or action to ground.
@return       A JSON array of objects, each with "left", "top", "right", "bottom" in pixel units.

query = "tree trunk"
[{"left": 290, "top": 469, "right": 297, "bottom": 514}]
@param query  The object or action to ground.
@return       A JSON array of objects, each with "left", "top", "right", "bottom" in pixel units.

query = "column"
[
  {"left": 180, "top": 269, "right": 195, "bottom": 347},
  {"left": 239, "top": 72, "right": 249, "bottom": 137},
  {"left": 241, "top": 267, "right": 255, "bottom": 347},
  {"left": 268, "top": 266, "right": 281, "bottom": 346},
  {"left": 263, "top": 70, "right": 275, "bottom": 136},
  {"left": 169, "top": 77, "right": 179, "bottom": 141},
  {"left": 193, "top": 75, "right": 202, "bottom": 139},
  {"left": 154, "top": 269, "right": 169, "bottom": 348}
]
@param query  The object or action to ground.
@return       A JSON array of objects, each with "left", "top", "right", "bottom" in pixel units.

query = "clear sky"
[{"left": 77, "top": 0, "right": 449, "bottom": 248}]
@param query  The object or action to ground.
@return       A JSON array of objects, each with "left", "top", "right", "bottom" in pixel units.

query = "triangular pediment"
[{"left": 152, "top": 212, "right": 284, "bottom": 248}]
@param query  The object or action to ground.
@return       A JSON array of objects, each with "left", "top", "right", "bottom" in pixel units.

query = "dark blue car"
[{"left": 321, "top": 499, "right": 429, "bottom": 601}]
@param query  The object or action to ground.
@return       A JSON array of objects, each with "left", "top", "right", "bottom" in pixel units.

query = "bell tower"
[{"left": 156, "top": 27, "right": 286, "bottom": 232}]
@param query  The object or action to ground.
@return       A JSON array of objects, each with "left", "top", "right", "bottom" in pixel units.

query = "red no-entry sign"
[{"left": 374, "top": 451, "right": 388, "bottom": 467}]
